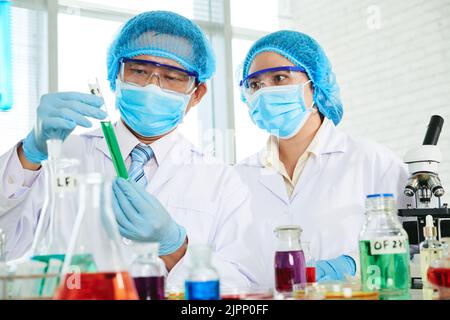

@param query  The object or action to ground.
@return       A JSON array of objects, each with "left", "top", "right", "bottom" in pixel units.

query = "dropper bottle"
[{"left": 420, "top": 215, "right": 444, "bottom": 289}]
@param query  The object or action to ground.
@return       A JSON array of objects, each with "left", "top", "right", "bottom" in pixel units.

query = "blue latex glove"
[
  {"left": 22, "top": 92, "right": 106, "bottom": 163},
  {"left": 112, "top": 177, "right": 187, "bottom": 256},
  {"left": 316, "top": 255, "right": 356, "bottom": 282}
]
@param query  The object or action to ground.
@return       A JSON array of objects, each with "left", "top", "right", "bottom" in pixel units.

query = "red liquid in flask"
[
  {"left": 427, "top": 266, "right": 450, "bottom": 299},
  {"left": 427, "top": 267, "right": 450, "bottom": 288},
  {"left": 306, "top": 266, "right": 316, "bottom": 283},
  {"left": 54, "top": 271, "right": 138, "bottom": 300},
  {"left": 133, "top": 276, "right": 165, "bottom": 300},
  {"left": 275, "top": 250, "right": 306, "bottom": 292}
]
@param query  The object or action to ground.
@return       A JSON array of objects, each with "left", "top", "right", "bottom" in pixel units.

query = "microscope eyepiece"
[{"left": 423, "top": 115, "right": 444, "bottom": 146}]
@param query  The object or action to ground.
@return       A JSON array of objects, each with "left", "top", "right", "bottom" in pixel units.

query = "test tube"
[{"left": 88, "top": 78, "right": 129, "bottom": 179}]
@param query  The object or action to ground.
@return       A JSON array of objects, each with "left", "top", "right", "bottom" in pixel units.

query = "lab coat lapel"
[
  {"left": 290, "top": 156, "right": 322, "bottom": 202},
  {"left": 290, "top": 120, "right": 347, "bottom": 201},
  {"left": 146, "top": 136, "right": 190, "bottom": 194},
  {"left": 248, "top": 152, "right": 290, "bottom": 206},
  {"left": 89, "top": 122, "right": 135, "bottom": 164},
  {"left": 258, "top": 169, "right": 291, "bottom": 206}
]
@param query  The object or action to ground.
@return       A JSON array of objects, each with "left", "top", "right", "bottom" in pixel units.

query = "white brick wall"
[{"left": 287, "top": 0, "right": 450, "bottom": 204}]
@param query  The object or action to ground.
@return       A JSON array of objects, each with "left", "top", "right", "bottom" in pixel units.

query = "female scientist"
[{"left": 236, "top": 30, "right": 411, "bottom": 286}]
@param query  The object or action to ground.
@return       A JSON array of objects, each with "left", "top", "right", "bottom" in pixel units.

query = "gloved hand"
[
  {"left": 22, "top": 92, "right": 106, "bottom": 164},
  {"left": 112, "top": 177, "right": 187, "bottom": 256},
  {"left": 316, "top": 255, "right": 356, "bottom": 282}
]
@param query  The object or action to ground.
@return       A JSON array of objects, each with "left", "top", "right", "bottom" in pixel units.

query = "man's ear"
[{"left": 188, "top": 83, "right": 207, "bottom": 108}]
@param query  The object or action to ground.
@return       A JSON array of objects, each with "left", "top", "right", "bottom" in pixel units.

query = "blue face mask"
[
  {"left": 115, "top": 80, "right": 191, "bottom": 137},
  {"left": 247, "top": 82, "right": 314, "bottom": 139}
]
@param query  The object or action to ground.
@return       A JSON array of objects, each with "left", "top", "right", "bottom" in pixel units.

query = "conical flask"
[
  {"left": 54, "top": 173, "right": 138, "bottom": 300},
  {"left": 31, "top": 140, "right": 80, "bottom": 258},
  {"left": 29, "top": 139, "right": 80, "bottom": 297}
]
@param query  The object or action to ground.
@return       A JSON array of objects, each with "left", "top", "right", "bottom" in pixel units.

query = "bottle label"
[
  {"left": 369, "top": 237, "right": 407, "bottom": 255},
  {"left": 55, "top": 175, "right": 77, "bottom": 192}
]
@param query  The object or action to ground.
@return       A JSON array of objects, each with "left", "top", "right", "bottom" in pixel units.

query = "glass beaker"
[
  {"left": 185, "top": 244, "right": 220, "bottom": 300},
  {"left": 130, "top": 242, "right": 166, "bottom": 300},
  {"left": 29, "top": 140, "right": 80, "bottom": 297},
  {"left": 359, "top": 194, "right": 411, "bottom": 300},
  {"left": 274, "top": 225, "right": 306, "bottom": 293},
  {"left": 54, "top": 173, "right": 138, "bottom": 300}
]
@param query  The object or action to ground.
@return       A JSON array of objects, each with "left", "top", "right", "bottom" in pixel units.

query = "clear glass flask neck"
[
  {"left": 31, "top": 155, "right": 79, "bottom": 256},
  {"left": 274, "top": 225, "right": 303, "bottom": 251},
  {"left": 130, "top": 242, "right": 165, "bottom": 277},
  {"left": 360, "top": 195, "right": 406, "bottom": 239},
  {"left": 137, "top": 252, "right": 159, "bottom": 262},
  {"left": 187, "top": 245, "right": 219, "bottom": 282},
  {"left": 131, "top": 255, "right": 165, "bottom": 278},
  {"left": 190, "top": 254, "right": 213, "bottom": 268}
]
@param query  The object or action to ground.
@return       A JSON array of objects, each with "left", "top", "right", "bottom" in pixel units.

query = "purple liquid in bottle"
[
  {"left": 133, "top": 276, "right": 165, "bottom": 300},
  {"left": 275, "top": 250, "right": 306, "bottom": 292}
]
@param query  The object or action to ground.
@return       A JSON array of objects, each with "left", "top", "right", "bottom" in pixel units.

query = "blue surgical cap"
[
  {"left": 241, "top": 30, "right": 343, "bottom": 125},
  {"left": 107, "top": 11, "right": 216, "bottom": 90}
]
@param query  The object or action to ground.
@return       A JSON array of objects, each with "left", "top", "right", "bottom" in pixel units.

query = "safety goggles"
[
  {"left": 119, "top": 57, "right": 199, "bottom": 94},
  {"left": 240, "top": 66, "right": 307, "bottom": 97}
]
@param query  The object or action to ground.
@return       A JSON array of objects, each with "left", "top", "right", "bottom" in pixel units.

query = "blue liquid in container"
[
  {"left": 185, "top": 280, "right": 220, "bottom": 300},
  {"left": 0, "top": 0, "right": 13, "bottom": 111}
]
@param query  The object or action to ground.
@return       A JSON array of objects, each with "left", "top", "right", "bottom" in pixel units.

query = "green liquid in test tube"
[{"left": 88, "top": 78, "right": 129, "bottom": 179}]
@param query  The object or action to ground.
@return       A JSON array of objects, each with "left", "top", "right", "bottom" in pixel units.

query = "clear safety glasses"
[
  {"left": 240, "top": 66, "right": 307, "bottom": 97},
  {"left": 119, "top": 58, "right": 199, "bottom": 94}
]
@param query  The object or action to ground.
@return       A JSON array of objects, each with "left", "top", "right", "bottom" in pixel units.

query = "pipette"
[{"left": 88, "top": 78, "right": 129, "bottom": 179}]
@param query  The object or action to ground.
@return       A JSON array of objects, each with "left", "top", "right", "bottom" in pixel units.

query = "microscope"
[{"left": 398, "top": 115, "right": 450, "bottom": 245}]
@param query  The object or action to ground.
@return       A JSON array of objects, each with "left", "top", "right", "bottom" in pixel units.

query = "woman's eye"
[
  {"left": 249, "top": 81, "right": 259, "bottom": 89},
  {"left": 274, "top": 75, "right": 287, "bottom": 82}
]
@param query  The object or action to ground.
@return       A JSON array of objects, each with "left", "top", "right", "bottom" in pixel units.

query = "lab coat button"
[{"left": 7, "top": 175, "right": 15, "bottom": 184}]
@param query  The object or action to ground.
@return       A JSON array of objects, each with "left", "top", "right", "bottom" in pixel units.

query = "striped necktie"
[{"left": 128, "top": 143, "right": 154, "bottom": 187}]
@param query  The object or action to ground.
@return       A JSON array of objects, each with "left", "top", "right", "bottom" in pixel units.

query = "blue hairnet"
[
  {"left": 241, "top": 30, "right": 343, "bottom": 125},
  {"left": 107, "top": 11, "right": 216, "bottom": 90}
]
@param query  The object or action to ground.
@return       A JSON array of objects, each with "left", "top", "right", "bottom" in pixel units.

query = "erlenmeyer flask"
[
  {"left": 54, "top": 173, "right": 138, "bottom": 300},
  {"left": 30, "top": 140, "right": 80, "bottom": 297}
]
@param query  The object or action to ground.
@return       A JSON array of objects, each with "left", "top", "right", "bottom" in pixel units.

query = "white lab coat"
[
  {"left": 235, "top": 119, "right": 412, "bottom": 288},
  {"left": 0, "top": 126, "right": 258, "bottom": 289}
]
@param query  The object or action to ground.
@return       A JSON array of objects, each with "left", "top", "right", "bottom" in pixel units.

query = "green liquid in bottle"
[
  {"left": 31, "top": 253, "right": 97, "bottom": 297},
  {"left": 101, "top": 121, "right": 129, "bottom": 179},
  {"left": 359, "top": 240, "right": 411, "bottom": 300}
]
